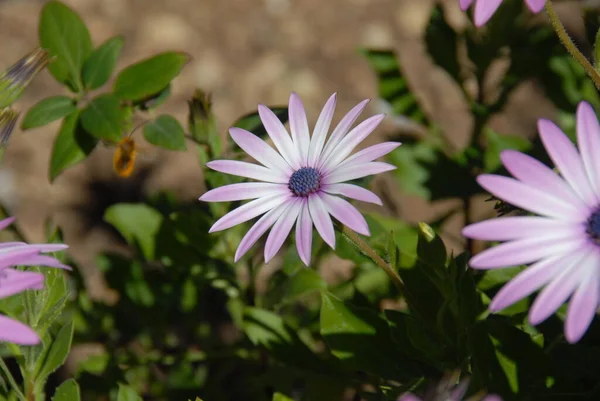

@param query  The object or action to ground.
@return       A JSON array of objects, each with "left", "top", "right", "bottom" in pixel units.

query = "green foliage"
[
  {"left": 52, "top": 379, "right": 80, "bottom": 401},
  {"left": 143, "top": 115, "right": 187, "bottom": 151},
  {"left": 21, "top": 96, "right": 76, "bottom": 130},
  {"left": 82, "top": 36, "right": 124, "bottom": 90}
]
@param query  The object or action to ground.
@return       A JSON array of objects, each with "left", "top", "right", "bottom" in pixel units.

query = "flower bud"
[
  {"left": 0, "top": 48, "right": 50, "bottom": 108},
  {"left": 0, "top": 108, "right": 19, "bottom": 147}
]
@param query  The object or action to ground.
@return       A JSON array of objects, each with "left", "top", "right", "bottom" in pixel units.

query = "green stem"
[
  {"left": 339, "top": 225, "right": 405, "bottom": 293},
  {"left": 545, "top": 0, "right": 600, "bottom": 89},
  {"left": 0, "top": 358, "right": 26, "bottom": 401}
]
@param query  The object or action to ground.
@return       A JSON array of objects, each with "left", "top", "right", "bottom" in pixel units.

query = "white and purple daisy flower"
[
  {"left": 463, "top": 101, "right": 600, "bottom": 343},
  {"left": 200, "top": 92, "right": 400, "bottom": 266},
  {"left": 0, "top": 217, "right": 69, "bottom": 345},
  {"left": 460, "top": 0, "right": 544, "bottom": 27}
]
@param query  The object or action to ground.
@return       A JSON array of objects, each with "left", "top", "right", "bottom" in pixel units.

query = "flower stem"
[
  {"left": 545, "top": 0, "right": 600, "bottom": 89},
  {"left": 0, "top": 358, "right": 26, "bottom": 401},
  {"left": 339, "top": 225, "right": 405, "bottom": 293}
]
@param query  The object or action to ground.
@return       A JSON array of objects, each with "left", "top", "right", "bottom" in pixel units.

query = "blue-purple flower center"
[
  {"left": 586, "top": 210, "right": 600, "bottom": 243},
  {"left": 288, "top": 167, "right": 321, "bottom": 197}
]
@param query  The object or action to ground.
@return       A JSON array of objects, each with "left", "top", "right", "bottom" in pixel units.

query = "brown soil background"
[{"left": 0, "top": 0, "right": 585, "bottom": 299}]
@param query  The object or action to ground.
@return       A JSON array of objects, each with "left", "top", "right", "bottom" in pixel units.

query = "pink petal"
[
  {"left": 0, "top": 217, "right": 16, "bottom": 232},
  {"left": 538, "top": 119, "right": 598, "bottom": 206},
  {"left": 321, "top": 114, "right": 385, "bottom": 172},
  {"left": 468, "top": 236, "right": 585, "bottom": 269},
  {"left": 0, "top": 246, "right": 64, "bottom": 269},
  {"left": 320, "top": 193, "right": 370, "bottom": 236},
  {"left": 308, "top": 93, "right": 337, "bottom": 168},
  {"left": 322, "top": 162, "right": 396, "bottom": 184},
  {"left": 460, "top": 0, "right": 474, "bottom": 11},
  {"left": 482, "top": 396, "right": 503, "bottom": 401},
  {"left": 318, "top": 99, "right": 369, "bottom": 168},
  {"left": 0, "top": 315, "right": 39, "bottom": 345},
  {"left": 295, "top": 200, "right": 313, "bottom": 266},
  {"left": 209, "top": 194, "right": 292, "bottom": 233},
  {"left": 288, "top": 93, "right": 311, "bottom": 165},
  {"left": 525, "top": 0, "right": 545, "bottom": 13},
  {"left": 322, "top": 183, "right": 382, "bottom": 205},
  {"left": 264, "top": 199, "right": 302, "bottom": 263},
  {"left": 398, "top": 394, "right": 422, "bottom": 401},
  {"left": 16, "top": 255, "right": 71, "bottom": 270},
  {"left": 474, "top": 0, "right": 503, "bottom": 26},
  {"left": 258, "top": 104, "right": 301, "bottom": 170},
  {"left": 200, "top": 182, "right": 289, "bottom": 202},
  {"left": 500, "top": 150, "right": 585, "bottom": 209},
  {"left": 576, "top": 102, "right": 600, "bottom": 196},
  {"left": 0, "top": 242, "right": 26, "bottom": 249},
  {"left": 206, "top": 160, "right": 288, "bottom": 183},
  {"left": 565, "top": 264, "right": 599, "bottom": 343},
  {"left": 308, "top": 194, "right": 335, "bottom": 249},
  {"left": 336, "top": 142, "right": 402, "bottom": 170},
  {"left": 529, "top": 251, "right": 589, "bottom": 325},
  {"left": 0, "top": 269, "right": 44, "bottom": 299},
  {"left": 229, "top": 127, "right": 293, "bottom": 175},
  {"left": 462, "top": 216, "right": 582, "bottom": 241},
  {"left": 489, "top": 254, "right": 566, "bottom": 312},
  {"left": 476, "top": 175, "right": 587, "bottom": 221},
  {"left": 234, "top": 203, "right": 288, "bottom": 262}
]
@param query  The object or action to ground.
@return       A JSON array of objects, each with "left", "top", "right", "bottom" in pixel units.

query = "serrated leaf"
[
  {"left": 82, "top": 36, "right": 124, "bottom": 90},
  {"left": 52, "top": 379, "right": 80, "bottom": 401},
  {"left": 143, "top": 114, "right": 186, "bottom": 150},
  {"left": 37, "top": 321, "right": 74, "bottom": 381},
  {"left": 80, "top": 94, "right": 125, "bottom": 141},
  {"left": 113, "top": 52, "right": 190, "bottom": 101},
  {"left": 39, "top": 1, "right": 92, "bottom": 92},
  {"left": 21, "top": 96, "right": 76, "bottom": 129},
  {"left": 49, "top": 110, "right": 97, "bottom": 182}
]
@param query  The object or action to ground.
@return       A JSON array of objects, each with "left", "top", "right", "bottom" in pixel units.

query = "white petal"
[
  {"left": 320, "top": 193, "right": 370, "bottom": 236},
  {"left": 308, "top": 93, "right": 337, "bottom": 168},
  {"left": 295, "top": 200, "right": 313, "bottom": 266},
  {"left": 200, "top": 182, "right": 289, "bottom": 202},
  {"left": 308, "top": 193, "right": 335, "bottom": 249},
  {"left": 264, "top": 199, "right": 302, "bottom": 263},
  {"left": 288, "top": 93, "right": 311, "bottom": 166},
  {"left": 234, "top": 203, "right": 288, "bottom": 262},
  {"left": 206, "top": 160, "right": 288, "bottom": 183},
  {"left": 258, "top": 104, "right": 301, "bottom": 169},
  {"left": 322, "top": 183, "right": 382, "bottom": 205}
]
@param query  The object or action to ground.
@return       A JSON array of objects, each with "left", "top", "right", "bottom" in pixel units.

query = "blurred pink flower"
[
  {"left": 200, "top": 92, "right": 400, "bottom": 265},
  {"left": 0, "top": 217, "right": 69, "bottom": 345},
  {"left": 460, "top": 0, "right": 545, "bottom": 26},
  {"left": 463, "top": 101, "right": 600, "bottom": 343}
]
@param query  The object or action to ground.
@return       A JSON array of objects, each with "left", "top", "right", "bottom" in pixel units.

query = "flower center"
[
  {"left": 288, "top": 167, "right": 321, "bottom": 197},
  {"left": 587, "top": 209, "right": 600, "bottom": 244}
]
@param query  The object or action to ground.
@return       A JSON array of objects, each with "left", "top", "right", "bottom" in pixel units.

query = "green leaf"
[
  {"left": 39, "top": 1, "right": 92, "bottom": 92},
  {"left": 143, "top": 114, "right": 186, "bottom": 150},
  {"left": 233, "top": 107, "right": 288, "bottom": 138},
  {"left": 104, "top": 203, "right": 163, "bottom": 260},
  {"left": 21, "top": 96, "right": 76, "bottom": 129},
  {"left": 113, "top": 52, "right": 190, "bottom": 101},
  {"left": 52, "top": 379, "right": 80, "bottom": 401},
  {"left": 273, "top": 393, "right": 294, "bottom": 401},
  {"left": 483, "top": 129, "right": 531, "bottom": 172},
  {"left": 319, "top": 292, "right": 408, "bottom": 379},
  {"left": 416, "top": 222, "right": 446, "bottom": 268},
  {"left": 80, "top": 94, "right": 125, "bottom": 141},
  {"left": 82, "top": 36, "right": 124, "bottom": 90},
  {"left": 49, "top": 110, "right": 97, "bottom": 182},
  {"left": 117, "top": 383, "right": 142, "bottom": 401},
  {"left": 37, "top": 321, "right": 74, "bottom": 381}
]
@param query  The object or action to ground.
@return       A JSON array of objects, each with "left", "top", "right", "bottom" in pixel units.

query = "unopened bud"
[
  {"left": 0, "top": 108, "right": 19, "bottom": 147},
  {"left": 0, "top": 48, "right": 51, "bottom": 108}
]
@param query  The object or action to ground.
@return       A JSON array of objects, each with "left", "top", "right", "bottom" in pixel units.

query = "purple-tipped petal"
[
  {"left": 476, "top": 175, "right": 587, "bottom": 221},
  {"left": 200, "top": 182, "right": 288, "bottom": 202},
  {"left": 337, "top": 141, "right": 401, "bottom": 170},
  {"left": 489, "top": 255, "right": 565, "bottom": 312},
  {"left": 468, "top": 236, "right": 584, "bottom": 269},
  {"left": 320, "top": 193, "right": 370, "bottom": 236},
  {"left": 319, "top": 99, "right": 370, "bottom": 167},
  {"left": 460, "top": 0, "right": 474, "bottom": 11},
  {"left": 295, "top": 200, "right": 313, "bottom": 266},
  {"left": 576, "top": 102, "right": 600, "bottom": 196},
  {"left": 0, "top": 269, "right": 44, "bottom": 298},
  {"left": 229, "top": 127, "right": 293, "bottom": 175},
  {"left": 288, "top": 93, "right": 311, "bottom": 165},
  {"left": 500, "top": 150, "right": 585, "bottom": 209},
  {"left": 16, "top": 255, "right": 71, "bottom": 270},
  {"left": 209, "top": 194, "right": 292, "bottom": 233},
  {"left": 0, "top": 315, "right": 39, "bottom": 345},
  {"left": 308, "top": 194, "right": 335, "bottom": 249},
  {"left": 0, "top": 217, "right": 16, "bottom": 232},
  {"left": 322, "top": 162, "right": 396, "bottom": 184},
  {"left": 264, "top": 199, "right": 302, "bottom": 263},
  {"left": 529, "top": 252, "right": 588, "bottom": 325},
  {"left": 539, "top": 119, "right": 598, "bottom": 206},
  {"left": 322, "top": 183, "right": 382, "bottom": 205},
  {"left": 206, "top": 160, "right": 288, "bottom": 184},
  {"left": 474, "top": 0, "right": 503, "bottom": 26},
  {"left": 565, "top": 265, "right": 599, "bottom": 343},
  {"left": 258, "top": 104, "right": 301, "bottom": 170},
  {"left": 462, "top": 216, "right": 582, "bottom": 242},
  {"left": 321, "top": 114, "right": 385, "bottom": 172},
  {"left": 525, "top": 0, "right": 545, "bottom": 13},
  {"left": 308, "top": 93, "right": 337, "bottom": 168},
  {"left": 234, "top": 204, "right": 288, "bottom": 262}
]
